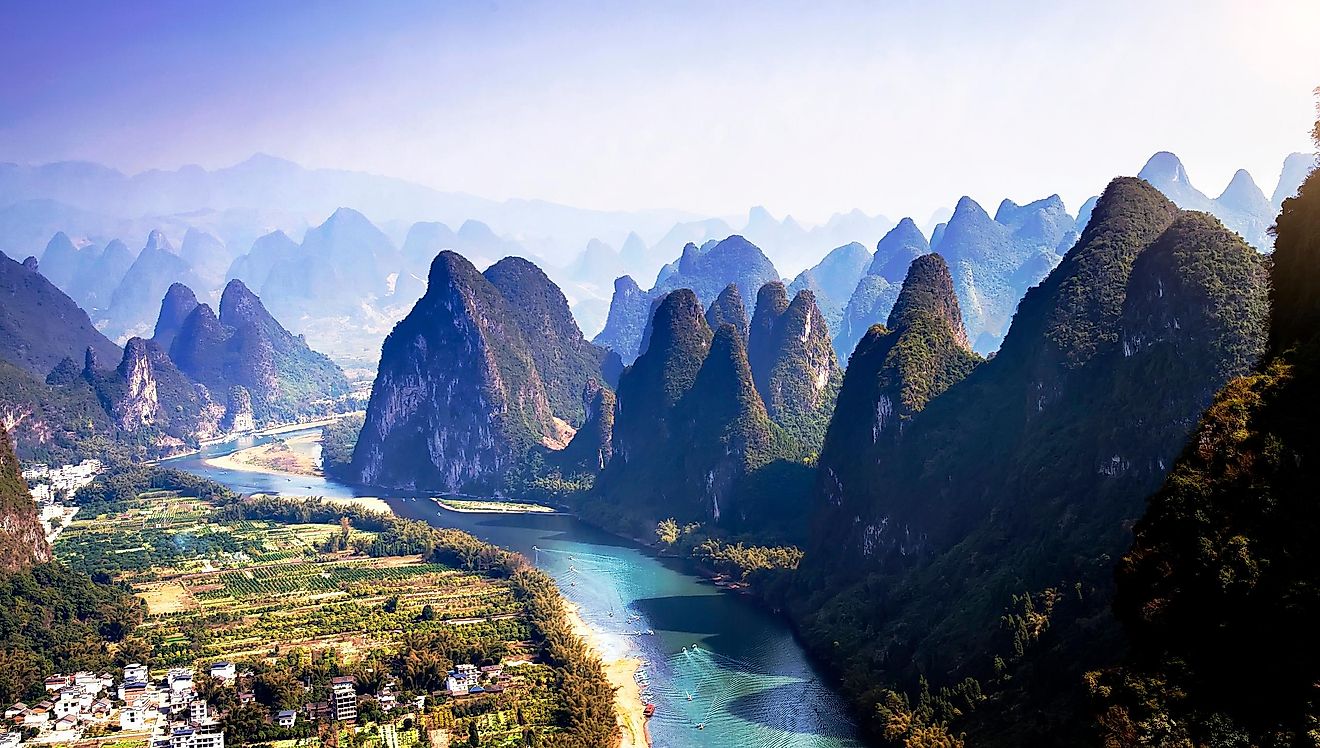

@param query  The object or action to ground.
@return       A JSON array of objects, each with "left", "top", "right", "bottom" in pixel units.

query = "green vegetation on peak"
[
  {"left": 1090, "top": 155, "right": 1319, "bottom": 747},
  {"left": 705, "top": 283, "right": 750, "bottom": 341},
  {"left": 761, "top": 290, "right": 841, "bottom": 450},
  {"left": 483, "top": 255, "right": 613, "bottom": 423},
  {"left": 794, "top": 179, "right": 1270, "bottom": 745}
]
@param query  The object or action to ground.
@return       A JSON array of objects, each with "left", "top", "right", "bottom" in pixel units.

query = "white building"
[
  {"left": 0, "top": 732, "right": 21, "bottom": 748},
  {"left": 124, "top": 663, "right": 149, "bottom": 683},
  {"left": 445, "top": 664, "right": 479, "bottom": 696},
  {"left": 277, "top": 710, "right": 297, "bottom": 728},
  {"left": 189, "top": 700, "right": 208, "bottom": 724},
  {"left": 120, "top": 706, "right": 150, "bottom": 731},
  {"left": 171, "top": 721, "right": 224, "bottom": 748},
  {"left": 208, "top": 662, "right": 236, "bottom": 683},
  {"left": 330, "top": 677, "right": 356, "bottom": 722}
]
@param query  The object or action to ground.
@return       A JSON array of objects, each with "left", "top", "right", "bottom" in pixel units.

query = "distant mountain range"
[
  {"left": 0, "top": 251, "right": 348, "bottom": 462},
  {"left": 1137, "top": 151, "right": 1315, "bottom": 250},
  {"left": 3, "top": 150, "right": 1311, "bottom": 363}
]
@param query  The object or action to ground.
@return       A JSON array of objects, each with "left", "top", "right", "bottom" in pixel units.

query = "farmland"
[
  {"left": 57, "top": 491, "right": 529, "bottom": 664},
  {"left": 53, "top": 478, "right": 618, "bottom": 747}
]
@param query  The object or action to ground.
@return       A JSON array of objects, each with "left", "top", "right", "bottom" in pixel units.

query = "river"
[{"left": 166, "top": 428, "right": 866, "bottom": 748}]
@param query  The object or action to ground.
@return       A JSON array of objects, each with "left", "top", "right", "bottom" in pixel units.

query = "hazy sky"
[{"left": 2, "top": 0, "right": 1317, "bottom": 223}]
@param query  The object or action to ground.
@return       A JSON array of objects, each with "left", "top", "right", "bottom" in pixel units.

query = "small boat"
[
  {"left": 685, "top": 691, "right": 693, "bottom": 701},
  {"left": 696, "top": 722, "right": 704, "bottom": 730},
  {"left": 643, "top": 703, "right": 656, "bottom": 719}
]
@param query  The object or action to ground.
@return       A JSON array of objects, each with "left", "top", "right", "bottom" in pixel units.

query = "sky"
[{"left": 2, "top": 0, "right": 1318, "bottom": 224}]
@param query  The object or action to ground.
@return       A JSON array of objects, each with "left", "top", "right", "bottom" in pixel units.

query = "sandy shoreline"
[{"left": 563, "top": 602, "right": 650, "bottom": 748}]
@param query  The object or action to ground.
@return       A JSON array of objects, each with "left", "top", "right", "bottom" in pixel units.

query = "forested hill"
[
  {"left": 1091, "top": 154, "right": 1320, "bottom": 745},
  {"left": 792, "top": 176, "right": 1270, "bottom": 745}
]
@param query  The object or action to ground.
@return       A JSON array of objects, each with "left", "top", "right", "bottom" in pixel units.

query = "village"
[
  {"left": 20, "top": 460, "right": 101, "bottom": 544},
  {"left": 4, "top": 658, "right": 521, "bottom": 748}
]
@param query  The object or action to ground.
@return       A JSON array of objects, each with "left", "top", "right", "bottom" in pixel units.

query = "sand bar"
[{"left": 563, "top": 602, "right": 649, "bottom": 748}]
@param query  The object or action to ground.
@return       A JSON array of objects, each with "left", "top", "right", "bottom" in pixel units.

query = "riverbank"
[
  {"left": 204, "top": 433, "right": 322, "bottom": 477},
  {"left": 197, "top": 412, "right": 361, "bottom": 448},
  {"left": 563, "top": 602, "right": 649, "bottom": 748}
]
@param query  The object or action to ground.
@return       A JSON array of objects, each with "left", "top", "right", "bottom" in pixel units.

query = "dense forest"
[{"left": 1089, "top": 117, "right": 1320, "bottom": 747}]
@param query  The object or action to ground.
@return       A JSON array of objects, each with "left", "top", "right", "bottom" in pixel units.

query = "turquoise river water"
[{"left": 167, "top": 428, "right": 865, "bottom": 748}]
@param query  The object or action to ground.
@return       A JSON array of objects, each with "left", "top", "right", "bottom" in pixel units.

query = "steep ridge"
[
  {"left": 1091, "top": 156, "right": 1320, "bottom": 746},
  {"left": 760, "top": 290, "right": 842, "bottom": 450},
  {"left": 151, "top": 283, "right": 200, "bottom": 351},
  {"left": 590, "top": 289, "right": 812, "bottom": 533},
  {"left": 217, "top": 279, "right": 349, "bottom": 414},
  {"left": 0, "top": 427, "right": 51, "bottom": 572},
  {"left": 594, "top": 236, "right": 780, "bottom": 363},
  {"left": 704, "top": 283, "right": 750, "bottom": 341},
  {"left": 86, "top": 337, "right": 219, "bottom": 444},
  {"left": 37, "top": 231, "right": 82, "bottom": 290},
  {"left": 787, "top": 242, "right": 871, "bottom": 332},
  {"left": 592, "top": 276, "right": 649, "bottom": 364},
  {"left": 794, "top": 177, "right": 1268, "bottom": 744},
  {"left": 935, "top": 194, "right": 1071, "bottom": 353},
  {"left": 225, "top": 229, "right": 298, "bottom": 291},
  {"left": 353, "top": 251, "right": 607, "bottom": 492},
  {"left": 1139, "top": 151, "right": 1289, "bottom": 250},
  {"left": 747, "top": 281, "right": 790, "bottom": 397},
  {"left": 652, "top": 235, "right": 779, "bottom": 315},
  {"left": 69, "top": 238, "right": 133, "bottom": 312},
  {"left": 168, "top": 280, "right": 347, "bottom": 422},
  {"left": 105, "top": 231, "right": 199, "bottom": 340},
  {"left": 483, "top": 256, "right": 616, "bottom": 422},
  {"left": 835, "top": 218, "right": 930, "bottom": 359},
  {"left": 0, "top": 250, "right": 122, "bottom": 377},
  {"left": 814, "top": 254, "right": 980, "bottom": 530}
]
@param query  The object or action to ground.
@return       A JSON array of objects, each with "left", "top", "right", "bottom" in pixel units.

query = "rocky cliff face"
[
  {"left": 88, "top": 337, "right": 219, "bottom": 442},
  {"left": 353, "top": 251, "right": 606, "bottom": 492},
  {"left": 0, "top": 427, "right": 51, "bottom": 573},
  {"left": 704, "top": 283, "right": 749, "bottom": 341},
  {"left": 557, "top": 380, "right": 616, "bottom": 473},
  {"left": 795, "top": 178, "right": 1270, "bottom": 743},
  {"left": 221, "top": 386, "right": 255, "bottom": 433}
]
